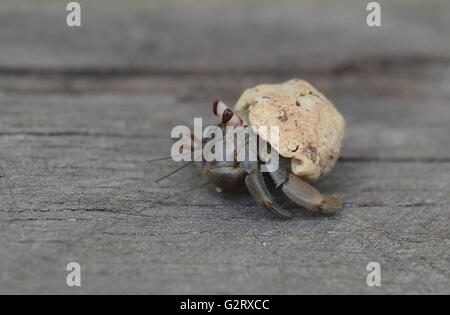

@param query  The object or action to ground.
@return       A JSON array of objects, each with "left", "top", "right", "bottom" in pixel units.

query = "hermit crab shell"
[{"left": 234, "top": 79, "right": 346, "bottom": 182}]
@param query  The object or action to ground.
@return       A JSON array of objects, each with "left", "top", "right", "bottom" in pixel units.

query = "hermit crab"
[{"left": 158, "top": 79, "right": 346, "bottom": 218}]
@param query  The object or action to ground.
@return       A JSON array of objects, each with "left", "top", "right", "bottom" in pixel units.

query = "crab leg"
[
  {"left": 245, "top": 169, "right": 293, "bottom": 219},
  {"left": 281, "top": 173, "right": 343, "bottom": 214}
]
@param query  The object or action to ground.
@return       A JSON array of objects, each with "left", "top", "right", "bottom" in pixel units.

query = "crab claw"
[
  {"left": 281, "top": 173, "right": 343, "bottom": 215},
  {"left": 213, "top": 99, "right": 243, "bottom": 127}
]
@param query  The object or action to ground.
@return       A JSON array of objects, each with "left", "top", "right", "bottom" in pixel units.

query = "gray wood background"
[{"left": 0, "top": 0, "right": 449, "bottom": 294}]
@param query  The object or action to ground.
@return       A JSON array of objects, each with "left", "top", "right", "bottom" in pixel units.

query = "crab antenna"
[
  {"left": 154, "top": 162, "right": 193, "bottom": 183},
  {"left": 213, "top": 98, "right": 243, "bottom": 127},
  {"left": 148, "top": 156, "right": 173, "bottom": 162},
  {"left": 149, "top": 130, "right": 204, "bottom": 163}
]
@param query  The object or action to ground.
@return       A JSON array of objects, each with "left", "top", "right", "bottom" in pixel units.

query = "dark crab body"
[{"left": 197, "top": 100, "right": 342, "bottom": 219}]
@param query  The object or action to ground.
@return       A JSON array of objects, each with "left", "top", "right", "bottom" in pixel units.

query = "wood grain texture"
[
  {"left": 0, "top": 0, "right": 449, "bottom": 295},
  {"left": 0, "top": 0, "right": 449, "bottom": 70}
]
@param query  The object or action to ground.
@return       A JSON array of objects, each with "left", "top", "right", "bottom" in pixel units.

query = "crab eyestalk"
[{"left": 213, "top": 99, "right": 243, "bottom": 127}]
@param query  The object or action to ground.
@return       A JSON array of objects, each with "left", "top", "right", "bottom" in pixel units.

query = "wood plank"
[
  {"left": 0, "top": 90, "right": 449, "bottom": 294},
  {"left": 0, "top": 0, "right": 449, "bottom": 70},
  {"left": 0, "top": 72, "right": 449, "bottom": 160},
  {"left": 0, "top": 138, "right": 449, "bottom": 294}
]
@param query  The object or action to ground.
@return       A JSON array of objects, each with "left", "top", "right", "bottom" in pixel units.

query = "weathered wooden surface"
[{"left": 0, "top": 0, "right": 449, "bottom": 295}]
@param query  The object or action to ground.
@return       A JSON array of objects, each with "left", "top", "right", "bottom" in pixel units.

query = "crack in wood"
[
  {"left": 0, "top": 160, "right": 18, "bottom": 211},
  {"left": 339, "top": 157, "right": 450, "bottom": 164},
  {"left": 0, "top": 55, "right": 448, "bottom": 78},
  {"left": 0, "top": 131, "right": 158, "bottom": 139}
]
